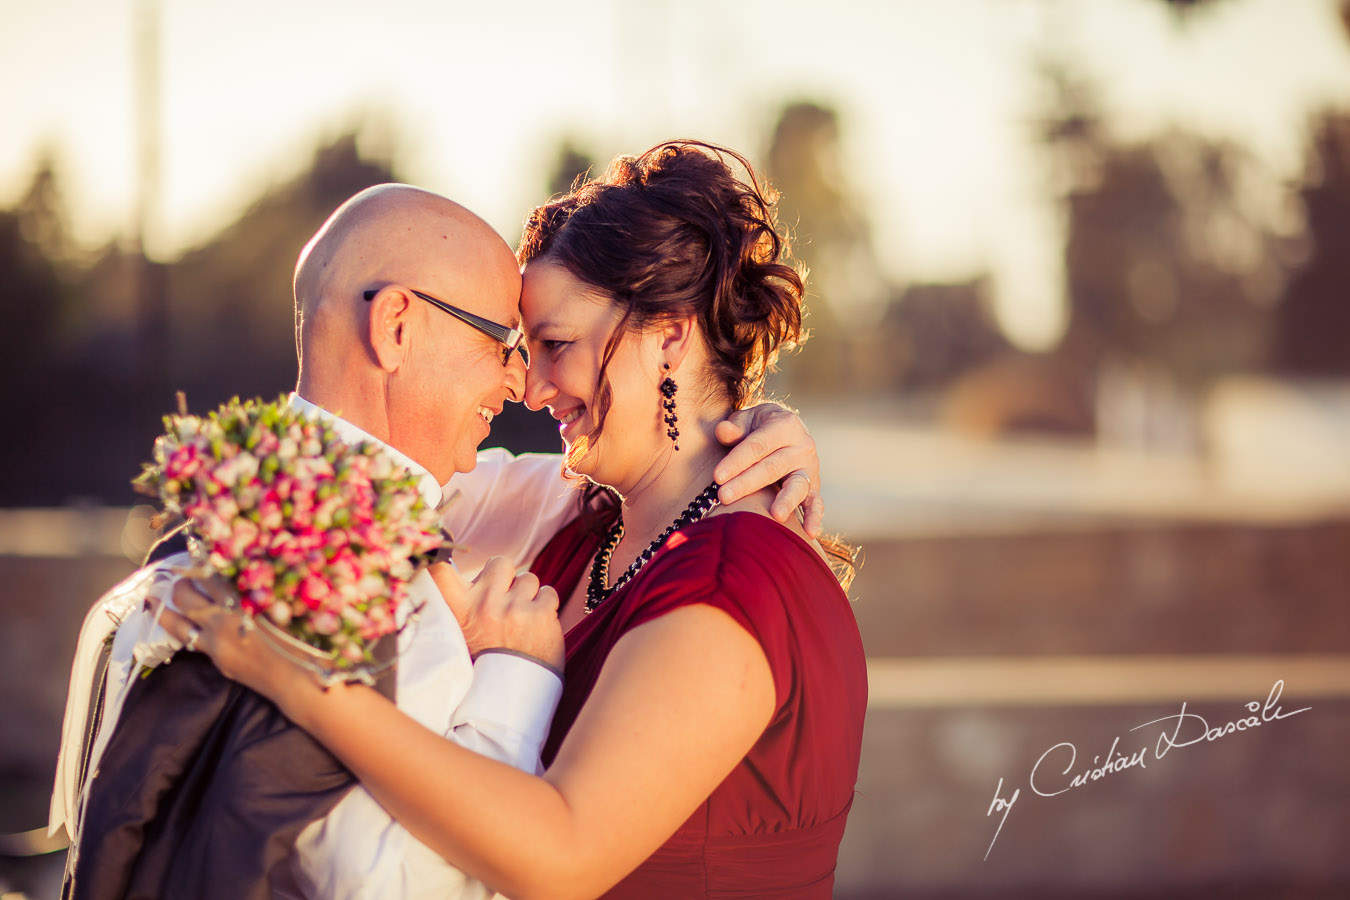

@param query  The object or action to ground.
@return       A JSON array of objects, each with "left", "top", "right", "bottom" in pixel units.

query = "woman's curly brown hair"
[
  {"left": 518, "top": 140, "right": 805, "bottom": 424},
  {"left": 518, "top": 140, "right": 856, "bottom": 587}
]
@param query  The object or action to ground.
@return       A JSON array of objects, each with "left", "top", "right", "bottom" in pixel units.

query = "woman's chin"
[
  {"left": 563, "top": 435, "right": 594, "bottom": 474},
  {"left": 568, "top": 437, "right": 623, "bottom": 488}
]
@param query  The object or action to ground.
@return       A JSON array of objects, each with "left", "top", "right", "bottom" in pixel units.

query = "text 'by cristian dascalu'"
[{"left": 983, "top": 679, "right": 1311, "bottom": 860}]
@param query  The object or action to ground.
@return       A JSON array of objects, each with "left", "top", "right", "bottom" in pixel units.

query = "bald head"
[
  {"left": 294, "top": 184, "right": 519, "bottom": 367},
  {"left": 290, "top": 185, "right": 526, "bottom": 480}
]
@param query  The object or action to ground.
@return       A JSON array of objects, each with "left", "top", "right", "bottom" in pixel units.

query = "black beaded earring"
[{"left": 660, "top": 363, "right": 679, "bottom": 450}]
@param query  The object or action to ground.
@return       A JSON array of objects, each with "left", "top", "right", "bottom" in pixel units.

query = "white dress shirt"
[
  {"left": 440, "top": 446, "right": 581, "bottom": 581},
  {"left": 52, "top": 395, "right": 578, "bottom": 900}
]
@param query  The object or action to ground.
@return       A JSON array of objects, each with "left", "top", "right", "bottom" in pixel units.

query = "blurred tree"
[
  {"left": 1156, "top": 0, "right": 1231, "bottom": 15},
  {"left": 1275, "top": 112, "right": 1350, "bottom": 376},
  {"left": 877, "top": 279, "right": 1012, "bottom": 392},
  {"left": 0, "top": 131, "right": 400, "bottom": 504},
  {"left": 12, "top": 154, "right": 80, "bottom": 269},
  {"left": 165, "top": 132, "right": 395, "bottom": 417},
  {"left": 0, "top": 156, "right": 73, "bottom": 357},
  {"left": 0, "top": 127, "right": 579, "bottom": 505},
  {"left": 545, "top": 139, "right": 597, "bottom": 199},
  {"left": 766, "top": 102, "right": 886, "bottom": 324},
  {"left": 1271, "top": 0, "right": 1350, "bottom": 375},
  {"left": 1042, "top": 66, "right": 1280, "bottom": 390},
  {"left": 763, "top": 101, "right": 888, "bottom": 398},
  {"left": 763, "top": 101, "right": 1030, "bottom": 408},
  {"left": 0, "top": 156, "right": 83, "bottom": 503}
]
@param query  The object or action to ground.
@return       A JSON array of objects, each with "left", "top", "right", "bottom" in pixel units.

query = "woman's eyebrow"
[{"left": 526, "top": 318, "right": 565, "bottom": 334}]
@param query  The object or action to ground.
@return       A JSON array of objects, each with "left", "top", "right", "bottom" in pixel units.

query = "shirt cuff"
[
  {"left": 476, "top": 647, "right": 564, "bottom": 681},
  {"left": 457, "top": 651, "right": 564, "bottom": 748}
]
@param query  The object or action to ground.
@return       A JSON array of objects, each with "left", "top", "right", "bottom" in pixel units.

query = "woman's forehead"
[{"left": 522, "top": 263, "right": 614, "bottom": 323}]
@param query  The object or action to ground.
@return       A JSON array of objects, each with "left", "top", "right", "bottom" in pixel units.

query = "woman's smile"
[{"left": 553, "top": 404, "right": 587, "bottom": 441}]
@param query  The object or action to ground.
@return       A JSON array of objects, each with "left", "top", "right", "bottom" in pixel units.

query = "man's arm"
[
  {"left": 444, "top": 403, "right": 823, "bottom": 578},
  {"left": 281, "top": 563, "right": 563, "bottom": 900},
  {"left": 713, "top": 403, "right": 823, "bottom": 536},
  {"left": 441, "top": 449, "right": 578, "bottom": 581}
]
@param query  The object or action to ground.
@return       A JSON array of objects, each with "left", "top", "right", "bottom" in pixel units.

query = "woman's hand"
[
  {"left": 714, "top": 403, "right": 823, "bottom": 537},
  {"left": 157, "top": 577, "right": 319, "bottom": 715}
]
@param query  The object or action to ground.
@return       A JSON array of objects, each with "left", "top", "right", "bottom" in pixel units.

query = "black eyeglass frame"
[{"left": 363, "top": 287, "right": 529, "bottom": 368}]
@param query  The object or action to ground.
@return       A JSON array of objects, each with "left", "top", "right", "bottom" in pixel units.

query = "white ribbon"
[{"left": 49, "top": 551, "right": 193, "bottom": 841}]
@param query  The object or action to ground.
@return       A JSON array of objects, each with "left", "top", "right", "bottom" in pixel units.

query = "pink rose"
[
  {"left": 164, "top": 445, "right": 203, "bottom": 481},
  {"left": 273, "top": 476, "right": 293, "bottom": 501},
  {"left": 258, "top": 499, "right": 283, "bottom": 531},
  {"left": 299, "top": 575, "right": 332, "bottom": 611},
  {"left": 291, "top": 527, "right": 325, "bottom": 554},
  {"left": 244, "top": 589, "right": 272, "bottom": 615},
  {"left": 356, "top": 574, "right": 386, "bottom": 602},
  {"left": 253, "top": 429, "right": 278, "bottom": 456},
  {"left": 331, "top": 549, "right": 361, "bottom": 584},
  {"left": 289, "top": 503, "right": 313, "bottom": 530},
  {"left": 201, "top": 513, "right": 233, "bottom": 543},
  {"left": 238, "top": 560, "right": 275, "bottom": 592},
  {"left": 324, "top": 529, "right": 350, "bottom": 553},
  {"left": 310, "top": 610, "right": 340, "bottom": 635},
  {"left": 279, "top": 546, "right": 307, "bottom": 572},
  {"left": 234, "top": 483, "right": 262, "bottom": 511},
  {"left": 227, "top": 518, "right": 262, "bottom": 558},
  {"left": 314, "top": 497, "right": 344, "bottom": 530},
  {"left": 268, "top": 530, "right": 294, "bottom": 557},
  {"left": 212, "top": 495, "right": 240, "bottom": 524},
  {"left": 363, "top": 604, "right": 394, "bottom": 640}
]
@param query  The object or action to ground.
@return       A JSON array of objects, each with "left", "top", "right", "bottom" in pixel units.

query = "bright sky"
[{"left": 2, "top": 0, "right": 1349, "bottom": 349}]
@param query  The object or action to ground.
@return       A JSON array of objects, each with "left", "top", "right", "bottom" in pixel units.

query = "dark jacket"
[{"left": 63, "top": 529, "right": 359, "bottom": 900}]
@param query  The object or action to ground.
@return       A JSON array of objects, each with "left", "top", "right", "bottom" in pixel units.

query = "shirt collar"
[{"left": 288, "top": 392, "right": 445, "bottom": 510}]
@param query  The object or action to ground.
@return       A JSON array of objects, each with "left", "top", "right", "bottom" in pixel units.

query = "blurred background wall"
[{"left": 2, "top": 0, "right": 1348, "bottom": 897}]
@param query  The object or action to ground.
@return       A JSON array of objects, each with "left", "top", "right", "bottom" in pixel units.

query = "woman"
[{"left": 168, "top": 141, "right": 867, "bottom": 899}]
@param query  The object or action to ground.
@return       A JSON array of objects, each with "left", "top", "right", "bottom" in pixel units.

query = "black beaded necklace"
[{"left": 586, "top": 481, "right": 721, "bottom": 612}]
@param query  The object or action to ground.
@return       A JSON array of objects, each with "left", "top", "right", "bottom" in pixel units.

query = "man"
[{"left": 51, "top": 184, "right": 824, "bottom": 900}]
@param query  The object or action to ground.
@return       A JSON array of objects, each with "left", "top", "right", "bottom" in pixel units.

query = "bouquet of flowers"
[{"left": 133, "top": 394, "right": 444, "bottom": 676}]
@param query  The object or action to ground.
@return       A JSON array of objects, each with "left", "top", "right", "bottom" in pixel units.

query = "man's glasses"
[{"left": 363, "top": 288, "right": 529, "bottom": 368}]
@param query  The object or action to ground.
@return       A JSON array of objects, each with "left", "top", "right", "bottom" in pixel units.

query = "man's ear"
[
  {"left": 659, "top": 313, "right": 699, "bottom": 372},
  {"left": 367, "top": 287, "right": 414, "bottom": 374}
]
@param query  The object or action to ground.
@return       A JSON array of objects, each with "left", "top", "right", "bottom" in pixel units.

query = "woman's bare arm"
[{"left": 164, "top": 587, "right": 773, "bottom": 900}]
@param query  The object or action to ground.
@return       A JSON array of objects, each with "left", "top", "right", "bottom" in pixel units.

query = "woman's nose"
[{"left": 523, "top": 360, "right": 556, "bottom": 412}]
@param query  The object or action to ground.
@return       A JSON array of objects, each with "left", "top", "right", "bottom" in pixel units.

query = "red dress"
[{"left": 531, "top": 510, "right": 868, "bottom": 899}]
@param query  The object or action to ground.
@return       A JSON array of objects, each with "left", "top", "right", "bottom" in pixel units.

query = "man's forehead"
[{"left": 457, "top": 279, "right": 522, "bottom": 330}]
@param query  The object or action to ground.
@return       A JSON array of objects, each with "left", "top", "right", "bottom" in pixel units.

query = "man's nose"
[{"left": 504, "top": 352, "right": 527, "bottom": 403}]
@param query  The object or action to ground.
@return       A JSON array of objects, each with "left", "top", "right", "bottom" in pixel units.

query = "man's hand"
[
  {"left": 430, "top": 558, "right": 564, "bottom": 674},
  {"left": 713, "top": 403, "right": 823, "bottom": 538}
]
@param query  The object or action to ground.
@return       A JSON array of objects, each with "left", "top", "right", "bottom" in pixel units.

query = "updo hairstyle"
[
  {"left": 521, "top": 142, "right": 856, "bottom": 587},
  {"left": 517, "top": 140, "right": 806, "bottom": 437}
]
